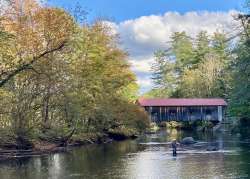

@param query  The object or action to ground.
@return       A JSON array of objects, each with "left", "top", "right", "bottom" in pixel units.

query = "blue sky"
[
  {"left": 47, "top": 0, "right": 244, "bottom": 22},
  {"left": 47, "top": 0, "right": 245, "bottom": 94}
]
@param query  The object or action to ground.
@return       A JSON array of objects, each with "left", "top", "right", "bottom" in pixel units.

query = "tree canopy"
[
  {"left": 150, "top": 31, "right": 231, "bottom": 98},
  {"left": 0, "top": 0, "right": 149, "bottom": 148},
  {"left": 148, "top": 12, "right": 250, "bottom": 120}
]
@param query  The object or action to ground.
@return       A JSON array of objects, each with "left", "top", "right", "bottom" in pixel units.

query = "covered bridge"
[{"left": 138, "top": 98, "right": 227, "bottom": 122}]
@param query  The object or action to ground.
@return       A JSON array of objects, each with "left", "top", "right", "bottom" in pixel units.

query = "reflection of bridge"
[{"left": 138, "top": 98, "right": 227, "bottom": 123}]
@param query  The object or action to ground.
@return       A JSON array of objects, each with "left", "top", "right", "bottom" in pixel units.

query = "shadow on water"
[{"left": 0, "top": 129, "right": 250, "bottom": 179}]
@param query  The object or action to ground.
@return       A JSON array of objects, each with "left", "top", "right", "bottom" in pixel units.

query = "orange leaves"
[
  {"left": 2, "top": 1, "right": 75, "bottom": 59},
  {"left": 0, "top": 1, "right": 77, "bottom": 87},
  {"left": 33, "top": 8, "right": 75, "bottom": 50}
]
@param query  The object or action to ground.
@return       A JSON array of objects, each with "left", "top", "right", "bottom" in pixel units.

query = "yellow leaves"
[
  {"left": 33, "top": 8, "right": 75, "bottom": 49},
  {"left": 69, "top": 21, "right": 134, "bottom": 96},
  {"left": 180, "top": 68, "right": 203, "bottom": 97},
  {"left": 180, "top": 52, "right": 226, "bottom": 97},
  {"left": 0, "top": 2, "right": 148, "bottom": 135},
  {"left": 0, "top": 2, "right": 78, "bottom": 87},
  {"left": 0, "top": 89, "right": 13, "bottom": 111},
  {"left": 3, "top": 1, "right": 76, "bottom": 59},
  {"left": 0, "top": 88, "right": 12, "bottom": 98},
  {"left": 119, "top": 82, "right": 139, "bottom": 102}
]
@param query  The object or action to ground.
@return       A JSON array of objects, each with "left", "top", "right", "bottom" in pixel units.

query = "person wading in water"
[{"left": 171, "top": 139, "right": 178, "bottom": 156}]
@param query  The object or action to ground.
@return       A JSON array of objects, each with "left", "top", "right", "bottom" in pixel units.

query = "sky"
[{"left": 47, "top": 0, "right": 245, "bottom": 94}]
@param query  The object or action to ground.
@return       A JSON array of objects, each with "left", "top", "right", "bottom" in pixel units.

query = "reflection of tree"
[
  {"left": 0, "top": 157, "right": 31, "bottom": 167},
  {"left": 166, "top": 129, "right": 179, "bottom": 141},
  {"left": 64, "top": 141, "right": 145, "bottom": 177}
]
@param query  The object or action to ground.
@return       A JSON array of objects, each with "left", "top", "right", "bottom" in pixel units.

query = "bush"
[{"left": 165, "top": 120, "right": 215, "bottom": 130}]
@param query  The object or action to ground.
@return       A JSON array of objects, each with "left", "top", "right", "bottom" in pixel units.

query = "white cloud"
[
  {"left": 129, "top": 56, "right": 154, "bottom": 73},
  {"left": 136, "top": 77, "right": 153, "bottom": 94},
  {"left": 137, "top": 77, "right": 152, "bottom": 87},
  {"left": 106, "top": 10, "right": 240, "bottom": 93}
]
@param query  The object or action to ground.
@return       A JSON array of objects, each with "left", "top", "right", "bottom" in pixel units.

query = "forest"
[
  {"left": 147, "top": 10, "right": 250, "bottom": 121},
  {"left": 0, "top": 0, "right": 149, "bottom": 150}
]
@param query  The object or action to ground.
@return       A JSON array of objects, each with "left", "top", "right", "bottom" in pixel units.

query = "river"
[{"left": 0, "top": 129, "right": 250, "bottom": 179}]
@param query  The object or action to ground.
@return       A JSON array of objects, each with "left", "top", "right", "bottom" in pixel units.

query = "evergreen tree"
[
  {"left": 230, "top": 32, "right": 250, "bottom": 119},
  {"left": 149, "top": 31, "right": 231, "bottom": 98}
]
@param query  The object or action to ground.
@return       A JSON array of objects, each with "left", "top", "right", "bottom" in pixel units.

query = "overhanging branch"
[{"left": 0, "top": 42, "right": 66, "bottom": 87}]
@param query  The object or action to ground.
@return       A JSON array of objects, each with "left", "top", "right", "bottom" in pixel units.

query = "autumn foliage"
[{"left": 0, "top": 0, "right": 149, "bottom": 148}]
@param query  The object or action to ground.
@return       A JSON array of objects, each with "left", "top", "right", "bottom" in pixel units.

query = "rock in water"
[
  {"left": 181, "top": 137, "right": 196, "bottom": 145},
  {"left": 206, "top": 146, "right": 218, "bottom": 151},
  {"left": 197, "top": 126, "right": 205, "bottom": 132},
  {"left": 236, "top": 133, "right": 241, "bottom": 137},
  {"left": 213, "top": 124, "right": 222, "bottom": 132}
]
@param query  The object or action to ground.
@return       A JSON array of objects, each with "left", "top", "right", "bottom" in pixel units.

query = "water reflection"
[{"left": 0, "top": 130, "right": 249, "bottom": 179}]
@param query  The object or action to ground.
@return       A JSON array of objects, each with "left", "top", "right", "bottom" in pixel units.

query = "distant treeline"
[{"left": 146, "top": 10, "right": 250, "bottom": 120}]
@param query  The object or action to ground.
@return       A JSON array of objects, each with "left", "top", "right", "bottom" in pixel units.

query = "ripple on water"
[
  {"left": 139, "top": 142, "right": 171, "bottom": 145},
  {"left": 69, "top": 173, "right": 84, "bottom": 177}
]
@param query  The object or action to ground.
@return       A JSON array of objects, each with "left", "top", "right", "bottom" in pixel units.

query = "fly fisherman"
[{"left": 171, "top": 139, "right": 178, "bottom": 156}]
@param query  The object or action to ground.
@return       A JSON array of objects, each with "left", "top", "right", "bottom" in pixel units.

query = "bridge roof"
[{"left": 138, "top": 98, "right": 227, "bottom": 107}]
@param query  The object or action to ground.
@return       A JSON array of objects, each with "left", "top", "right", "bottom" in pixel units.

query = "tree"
[
  {"left": 229, "top": 33, "right": 250, "bottom": 119},
  {"left": 194, "top": 31, "right": 210, "bottom": 65},
  {"left": 171, "top": 32, "right": 195, "bottom": 72},
  {"left": 179, "top": 53, "right": 227, "bottom": 97},
  {"left": 151, "top": 50, "right": 177, "bottom": 95},
  {"left": 0, "top": 0, "right": 149, "bottom": 148},
  {"left": 228, "top": 7, "right": 250, "bottom": 120},
  {"left": 149, "top": 31, "right": 231, "bottom": 99},
  {"left": 0, "top": 1, "right": 75, "bottom": 87}
]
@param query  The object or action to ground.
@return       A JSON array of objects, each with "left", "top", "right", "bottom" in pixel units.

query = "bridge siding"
[{"left": 144, "top": 106, "right": 224, "bottom": 122}]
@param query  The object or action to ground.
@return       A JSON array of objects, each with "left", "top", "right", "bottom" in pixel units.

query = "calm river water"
[{"left": 0, "top": 129, "right": 250, "bottom": 179}]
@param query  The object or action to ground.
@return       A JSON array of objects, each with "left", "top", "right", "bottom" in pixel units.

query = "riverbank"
[
  {"left": 149, "top": 119, "right": 250, "bottom": 136},
  {"left": 0, "top": 129, "right": 139, "bottom": 161},
  {"left": 156, "top": 121, "right": 217, "bottom": 131}
]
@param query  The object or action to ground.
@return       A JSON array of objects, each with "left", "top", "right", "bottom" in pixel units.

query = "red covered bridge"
[{"left": 138, "top": 98, "right": 227, "bottom": 122}]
